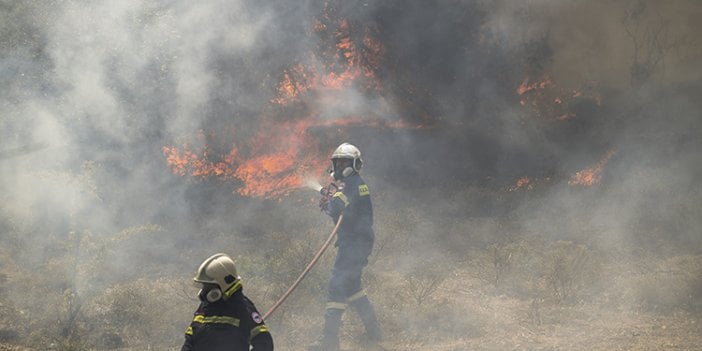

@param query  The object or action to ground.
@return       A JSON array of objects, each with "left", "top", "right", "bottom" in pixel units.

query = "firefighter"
[
  {"left": 181, "top": 253, "right": 273, "bottom": 351},
  {"left": 309, "top": 143, "right": 382, "bottom": 351}
]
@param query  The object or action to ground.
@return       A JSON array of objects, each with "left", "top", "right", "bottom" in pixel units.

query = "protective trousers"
[
  {"left": 348, "top": 294, "right": 382, "bottom": 342},
  {"left": 318, "top": 304, "right": 344, "bottom": 351},
  {"left": 316, "top": 243, "right": 381, "bottom": 348},
  {"left": 316, "top": 292, "right": 381, "bottom": 351}
]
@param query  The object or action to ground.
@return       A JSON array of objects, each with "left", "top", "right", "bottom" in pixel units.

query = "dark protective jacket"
[
  {"left": 323, "top": 173, "right": 374, "bottom": 251},
  {"left": 181, "top": 289, "right": 273, "bottom": 351}
]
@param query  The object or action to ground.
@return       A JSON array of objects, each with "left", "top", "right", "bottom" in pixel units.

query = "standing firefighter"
[
  {"left": 309, "top": 142, "right": 382, "bottom": 351},
  {"left": 181, "top": 253, "right": 273, "bottom": 351}
]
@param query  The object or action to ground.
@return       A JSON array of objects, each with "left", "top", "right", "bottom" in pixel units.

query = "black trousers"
[{"left": 327, "top": 242, "right": 371, "bottom": 302}]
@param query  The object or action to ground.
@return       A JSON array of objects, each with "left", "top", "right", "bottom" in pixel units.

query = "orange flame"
[
  {"left": 271, "top": 17, "right": 383, "bottom": 105},
  {"left": 517, "top": 77, "right": 554, "bottom": 96},
  {"left": 164, "top": 120, "right": 331, "bottom": 199},
  {"left": 517, "top": 76, "right": 601, "bottom": 121},
  {"left": 163, "top": 144, "right": 239, "bottom": 179},
  {"left": 569, "top": 149, "right": 616, "bottom": 186},
  {"left": 163, "top": 113, "right": 429, "bottom": 199},
  {"left": 165, "top": 14, "right": 427, "bottom": 200},
  {"left": 271, "top": 64, "right": 317, "bottom": 105},
  {"left": 508, "top": 176, "right": 533, "bottom": 191},
  {"left": 556, "top": 112, "right": 576, "bottom": 121},
  {"left": 232, "top": 120, "right": 327, "bottom": 199}
]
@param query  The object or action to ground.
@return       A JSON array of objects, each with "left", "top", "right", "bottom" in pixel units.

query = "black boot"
[
  {"left": 349, "top": 296, "right": 382, "bottom": 343},
  {"left": 308, "top": 307, "right": 343, "bottom": 351}
]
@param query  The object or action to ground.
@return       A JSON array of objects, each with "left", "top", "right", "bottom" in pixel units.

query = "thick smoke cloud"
[
  {"left": 3, "top": 1, "right": 304, "bottom": 230},
  {"left": 1, "top": 0, "right": 701, "bottom": 348}
]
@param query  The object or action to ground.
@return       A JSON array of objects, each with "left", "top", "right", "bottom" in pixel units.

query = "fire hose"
[{"left": 262, "top": 214, "right": 343, "bottom": 320}]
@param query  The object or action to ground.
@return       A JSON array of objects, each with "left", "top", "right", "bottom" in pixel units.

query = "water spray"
[{"left": 304, "top": 178, "right": 323, "bottom": 192}]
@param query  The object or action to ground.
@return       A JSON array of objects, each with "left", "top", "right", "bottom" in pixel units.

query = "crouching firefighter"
[
  {"left": 181, "top": 253, "right": 273, "bottom": 351},
  {"left": 309, "top": 142, "right": 382, "bottom": 351}
]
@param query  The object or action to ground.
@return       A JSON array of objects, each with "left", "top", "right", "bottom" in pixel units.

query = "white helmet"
[
  {"left": 193, "top": 253, "right": 241, "bottom": 302},
  {"left": 330, "top": 143, "right": 362, "bottom": 179}
]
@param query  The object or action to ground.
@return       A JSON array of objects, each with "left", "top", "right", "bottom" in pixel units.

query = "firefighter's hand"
[
  {"left": 318, "top": 183, "right": 337, "bottom": 210},
  {"left": 318, "top": 196, "right": 330, "bottom": 210}
]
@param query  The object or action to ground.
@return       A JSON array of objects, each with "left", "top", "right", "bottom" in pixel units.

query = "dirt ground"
[
  {"left": 1, "top": 207, "right": 699, "bottom": 351},
  {"left": 335, "top": 255, "right": 702, "bottom": 351},
  {"left": 1, "top": 257, "right": 700, "bottom": 351},
  {"left": 419, "top": 274, "right": 702, "bottom": 351}
]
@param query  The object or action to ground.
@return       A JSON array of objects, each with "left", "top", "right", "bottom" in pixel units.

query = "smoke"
[{"left": 1, "top": 0, "right": 701, "bottom": 348}]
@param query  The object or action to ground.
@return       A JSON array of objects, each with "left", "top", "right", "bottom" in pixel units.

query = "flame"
[
  {"left": 517, "top": 76, "right": 601, "bottom": 121},
  {"left": 165, "top": 11, "right": 428, "bottom": 200},
  {"left": 164, "top": 119, "right": 332, "bottom": 199},
  {"left": 163, "top": 144, "right": 239, "bottom": 179},
  {"left": 234, "top": 151, "right": 323, "bottom": 199},
  {"left": 271, "top": 16, "right": 383, "bottom": 105},
  {"left": 508, "top": 176, "right": 533, "bottom": 192},
  {"left": 163, "top": 114, "right": 427, "bottom": 199},
  {"left": 556, "top": 112, "right": 576, "bottom": 121},
  {"left": 569, "top": 149, "right": 616, "bottom": 186},
  {"left": 232, "top": 119, "right": 328, "bottom": 199},
  {"left": 270, "top": 65, "right": 314, "bottom": 105},
  {"left": 517, "top": 77, "right": 554, "bottom": 96}
]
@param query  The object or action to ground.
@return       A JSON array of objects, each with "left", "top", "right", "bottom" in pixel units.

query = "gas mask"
[
  {"left": 331, "top": 158, "right": 355, "bottom": 180},
  {"left": 196, "top": 283, "right": 223, "bottom": 303}
]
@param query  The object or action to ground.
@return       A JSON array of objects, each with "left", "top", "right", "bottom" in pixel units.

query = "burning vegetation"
[
  {"left": 163, "top": 120, "right": 328, "bottom": 199},
  {"left": 163, "top": 6, "right": 427, "bottom": 200},
  {"left": 568, "top": 149, "right": 616, "bottom": 187},
  {"left": 1, "top": 1, "right": 702, "bottom": 350},
  {"left": 516, "top": 76, "right": 602, "bottom": 122}
]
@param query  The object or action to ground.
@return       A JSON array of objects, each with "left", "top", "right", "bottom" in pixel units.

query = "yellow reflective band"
[
  {"left": 326, "top": 302, "right": 347, "bottom": 310},
  {"left": 347, "top": 290, "right": 367, "bottom": 303},
  {"left": 192, "top": 315, "right": 240, "bottom": 328},
  {"left": 250, "top": 325, "right": 270, "bottom": 340},
  {"left": 358, "top": 184, "right": 369, "bottom": 196},
  {"left": 185, "top": 326, "right": 193, "bottom": 336},
  {"left": 223, "top": 279, "right": 242, "bottom": 299},
  {"left": 333, "top": 192, "right": 349, "bottom": 207}
]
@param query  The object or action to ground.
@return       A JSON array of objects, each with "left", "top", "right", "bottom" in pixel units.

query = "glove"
[{"left": 318, "top": 183, "right": 338, "bottom": 210}]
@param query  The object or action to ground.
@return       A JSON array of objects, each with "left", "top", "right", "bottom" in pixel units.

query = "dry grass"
[
  {"left": 1, "top": 245, "right": 701, "bottom": 351},
  {"left": 0, "top": 190, "right": 701, "bottom": 350}
]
